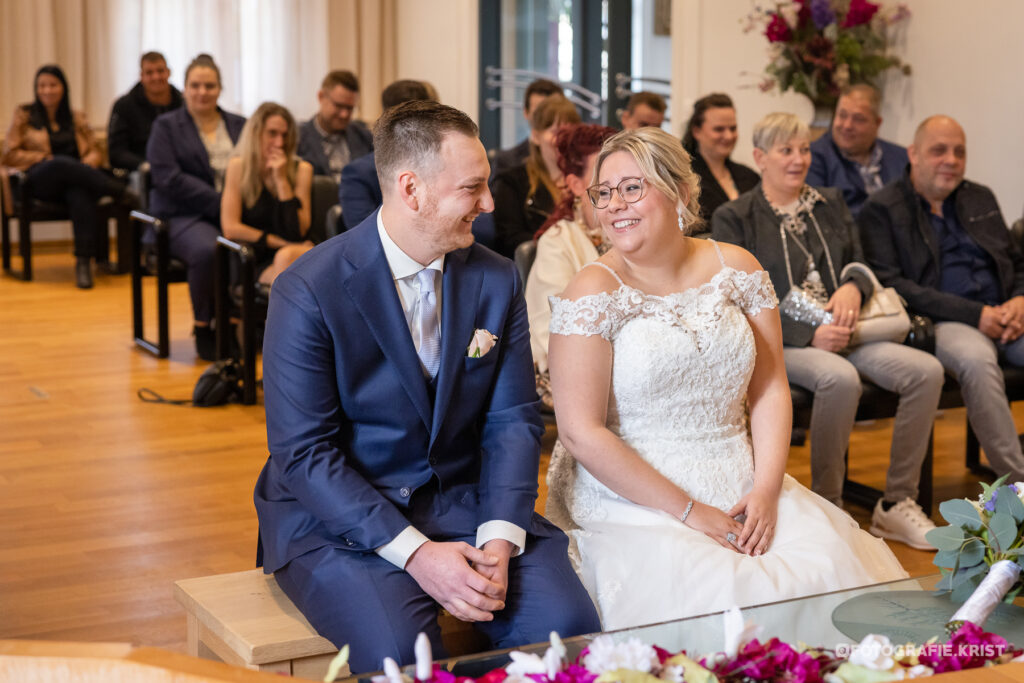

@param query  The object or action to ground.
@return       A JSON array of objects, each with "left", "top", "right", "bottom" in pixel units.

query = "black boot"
[
  {"left": 194, "top": 325, "right": 217, "bottom": 361},
  {"left": 75, "top": 257, "right": 93, "bottom": 289}
]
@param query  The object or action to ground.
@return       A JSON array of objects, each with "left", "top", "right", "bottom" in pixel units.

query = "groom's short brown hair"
[{"left": 373, "top": 100, "right": 478, "bottom": 195}]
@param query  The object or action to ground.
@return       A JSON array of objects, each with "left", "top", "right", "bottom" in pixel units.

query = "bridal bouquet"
[
  {"left": 926, "top": 476, "right": 1024, "bottom": 601},
  {"left": 742, "top": 0, "right": 912, "bottom": 108},
  {"left": 323, "top": 607, "right": 1022, "bottom": 682}
]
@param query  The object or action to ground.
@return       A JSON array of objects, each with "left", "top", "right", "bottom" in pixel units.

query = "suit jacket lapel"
[
  {"left": 343, "top": 224, "right": 432, "bottom": 429},
  {"left": 431, "top": 248, "right": 481, "bottom": 442}
]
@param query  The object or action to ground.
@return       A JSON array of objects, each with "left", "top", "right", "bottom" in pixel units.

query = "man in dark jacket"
[
  {"left": 297, "top": 70, "right": 373, "bottom": 183},
  {"left": 107, "top": 52, "right": 183, "bottom": 172},
  {"left": 808, "top": 84, "right": 907, "bottom": 216},
  {"left": 859, "top": 115, "right": 1024, "bottom": 482}
]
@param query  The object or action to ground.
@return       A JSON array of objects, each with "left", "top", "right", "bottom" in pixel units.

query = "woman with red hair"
[{"left": 525, "top": 123, "right": 617, "bottom": 409}]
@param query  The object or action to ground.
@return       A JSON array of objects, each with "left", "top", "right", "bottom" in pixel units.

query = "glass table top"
[{"left": 344, "top": 574, "right": 1024, "bottom": 680}]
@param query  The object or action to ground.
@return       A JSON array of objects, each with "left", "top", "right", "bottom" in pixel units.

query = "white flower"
[
  {"left": 901, "top": 664, "right": 934, "bottom": 678},
  {"left": 659, "top": 664, "right": 685, "bottom": 682},
  {"left": 1012, "top": 482, "right": 1024, "bottom": 503},
  {"left": 722, "top": 606, "right": 763, "bottom": 658},
  {"left": 583, "top": 635, "right": 659, "bottom": 674},
  {"left": 848, "top": 634, "right": 895, "bottom": 671},
  {"left": 467, "top": 329, "right": 498, "bottom": 357},
  {"left": 505, "top": 651, "right": 547, "bottom": 678}
]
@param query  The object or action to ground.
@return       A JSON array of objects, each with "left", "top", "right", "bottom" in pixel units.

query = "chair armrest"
[{"left": 216, "top": 235, "right": 258, "bottom": 262}]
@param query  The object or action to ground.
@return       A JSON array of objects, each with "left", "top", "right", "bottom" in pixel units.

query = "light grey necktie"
[{"left": 415, "top": 269, "right": 441, "bottom": 378}]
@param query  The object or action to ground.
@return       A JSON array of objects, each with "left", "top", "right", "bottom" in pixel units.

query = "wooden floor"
[{"left": 0, "top": 248, "right": 1014, "bottom": 653}]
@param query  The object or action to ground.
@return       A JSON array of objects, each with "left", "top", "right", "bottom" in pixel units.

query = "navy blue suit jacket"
[
  {"left": 297, "top": 118, "right": 373, "bottom": 178},
  {"left": 339, "top": 152, "right": 381, "bottom": 229},
  {"left": 146, "top": 106, "right": 245, "bottom": 225},
  {"left": 808, "top": 130, "right": 907, "bottom": 216},
  {"left": 254, "top": 213, "right": 546, "bottom": 573}
]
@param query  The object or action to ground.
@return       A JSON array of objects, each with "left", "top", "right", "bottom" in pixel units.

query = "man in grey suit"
[{"left": 297, "top": 70, "right": 373, "bottom": 183}]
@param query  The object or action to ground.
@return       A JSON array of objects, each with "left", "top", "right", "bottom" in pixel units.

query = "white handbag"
[{"left": 840, "top": 262, "right": 911, "bottom": 346}]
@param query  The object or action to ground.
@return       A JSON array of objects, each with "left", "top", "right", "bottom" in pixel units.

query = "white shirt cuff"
[
  {"left": 476, "top": 520, "right": 526, "bottom": 557},
  {"left": 375, "top": 526, "right": 430, "bottom": 568}
]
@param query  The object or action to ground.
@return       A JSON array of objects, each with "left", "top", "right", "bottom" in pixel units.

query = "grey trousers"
[
  {"left": 785, "top": 342, "right": 944, "bottom": 506},
  {"left": 934, "top": 322, "right": 1024, "bottom": 480}
]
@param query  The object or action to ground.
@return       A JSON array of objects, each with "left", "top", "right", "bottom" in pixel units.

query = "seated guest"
[
  {"left": 859, "top": 115, "right": 1024, "bottom": 484},
  {"left": 808, "top": 84, "right": 907, "bottom": 216},
  {"left": 339, "top": 79, "right": 434, "bottom": 230},
  {"left": 253, "top": 100, "right": 600, "bottom": 673},
  {"left": 107, "top": 51, "right": 183, "bottom": 173},
  {"left": 619, "top": 91, "right": 666, "bottom": 130},
  {"left": 2, "top": 64, "right": 133, "bottom": 289},
  {"left": 682, "top": 93, "right": 759, "bottom": 228},
  {"left": 489, "top": 78, "right": 561, "bottom": 181},
  {"left": 524, "top": 123, "right": 617, "bottom": 410},
  {"left": 221, "top": 102, "right": 313, "bottom": 286},
  {"left": 147, "top": 53, "right": 246, "bottom": 361},
  {"left": 296, "top": 70, "right": 372, "bottom": 183},
  {"left": 713, "top": 112, "right": 942, "bottom": 549},
  {"left": 491, "top": 95, "right": 581, "bottom": 258}
]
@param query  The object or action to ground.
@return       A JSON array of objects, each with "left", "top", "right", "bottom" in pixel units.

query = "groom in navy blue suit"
[{"left": 254, "top": 101, "right": 599, "bottom": 673}]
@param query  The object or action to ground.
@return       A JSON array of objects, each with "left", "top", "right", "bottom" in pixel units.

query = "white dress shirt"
[{"left": 374, "top": 213, "right": 527, "bottom": 568}]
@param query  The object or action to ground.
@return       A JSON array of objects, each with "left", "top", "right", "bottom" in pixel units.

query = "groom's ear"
[{"left": 396, "top": 170, "right": 421, "bottom": 212}]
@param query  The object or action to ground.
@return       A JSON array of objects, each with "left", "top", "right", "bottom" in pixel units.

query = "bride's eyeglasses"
[{"left": 586, "top": 177, "right": 647, "bottom": 209}]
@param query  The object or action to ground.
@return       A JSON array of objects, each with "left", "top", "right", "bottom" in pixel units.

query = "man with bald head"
[
  {"left": 859, "top": 115, "right": 1024, "bottom": 482},
  {"left": 809, "top": 84, "right": 908, "bottom": 215}
]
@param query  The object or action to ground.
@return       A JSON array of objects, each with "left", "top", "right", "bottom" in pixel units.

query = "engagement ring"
[{"left": 726, "top": 532, "right": 738, "bottom": 545}]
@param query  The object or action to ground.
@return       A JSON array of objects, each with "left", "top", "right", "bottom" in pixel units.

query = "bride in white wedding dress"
[{"left": 545, "top": 127, "right": 907, "bottom": 631}]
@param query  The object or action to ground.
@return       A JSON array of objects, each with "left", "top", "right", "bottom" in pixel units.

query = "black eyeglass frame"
[{"left": 586, "top": 176, "right": 648, "bottom": 209}]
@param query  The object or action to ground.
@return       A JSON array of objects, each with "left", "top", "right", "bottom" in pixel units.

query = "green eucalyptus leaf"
[
  {"left": 951, "top": 572, "right": 983, "bottom": 603},
  {"left": 933, "top": 549, "right": 960, "bottom": 569},
  {"left": 936, "top": 570, "right": 954, "bottom": 591},
  {"left": 994, "top": 485, "right": 1024, "bottom": 524},
  {"left": 960, "top": 536, "right": 986, "bottom": 566},
  {"left": 940, "top": 498, "right": 982, "bottom": 530},
  {"left": 926, "top": 525, "right": 966, "bottom": 551},
  {"left": 989, "top": 511, "right": 1019, "bottom": 552},
  {"left": 1003, "top": 547, "right": 1024, "bottom": 557}
]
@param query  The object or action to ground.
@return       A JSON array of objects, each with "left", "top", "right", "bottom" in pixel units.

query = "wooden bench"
[{"left": 174, "top": 568, "right": 487, "bottom": 681}]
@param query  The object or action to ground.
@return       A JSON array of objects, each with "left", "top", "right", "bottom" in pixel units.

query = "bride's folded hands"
[
  {"left": 726, "top": 487, "right": 780, "bottom": 556},
  {"left": 684, "top": 500, "right": 746, "bottom": 553}
]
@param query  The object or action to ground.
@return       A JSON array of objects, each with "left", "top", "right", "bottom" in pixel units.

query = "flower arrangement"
[
  {"left": 324, "top": 606, "right": 1023, "bottom": 683},
  {"left": 926, "top": 476, "right": 1024, "bottom": 606},
  {"left": 742, "top": 0, "right": 912, "bottom": 108}
]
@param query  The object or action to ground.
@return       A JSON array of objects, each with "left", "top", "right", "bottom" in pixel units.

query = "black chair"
[
  {"left": 307, "top": 175, "right": 340, "bottom": 244},
  {"left": 513, "top": 239, "right": 537, "bottom": 285},
  {"left": 130, "top": 210, "right": 189, "bottom": 358},
  {"left": 0, "top": 168, "right": 131, "bottom": 280},
  {"left": 213, "top": 178, "right": 342, "bottom": 404}
]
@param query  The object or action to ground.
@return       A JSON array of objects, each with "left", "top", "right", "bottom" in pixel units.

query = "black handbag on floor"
[{"left": 137, "top": 359, "right": 243, "bottom": 407}]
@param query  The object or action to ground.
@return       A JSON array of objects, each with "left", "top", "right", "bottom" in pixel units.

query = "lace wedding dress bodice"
[{"left": 547, "top": 257, "right": 777, "bottom": 515}]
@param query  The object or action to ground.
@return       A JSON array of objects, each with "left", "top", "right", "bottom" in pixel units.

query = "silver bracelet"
[{"left": 679, "top": 500, "right": 694, "bottom": 524}]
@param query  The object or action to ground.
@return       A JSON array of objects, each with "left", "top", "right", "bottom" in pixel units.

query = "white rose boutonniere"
[{"left": 467, "top": 329, "right": 498, "bottom": 358}]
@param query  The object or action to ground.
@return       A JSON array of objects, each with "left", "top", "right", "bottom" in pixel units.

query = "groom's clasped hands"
[{"left": 405, "top": 539, "right": 514, "bottom": 623}]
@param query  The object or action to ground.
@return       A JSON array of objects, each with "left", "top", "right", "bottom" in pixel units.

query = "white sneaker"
[{"left": 869, "top": 498, "right": 936, "bottom": 551}]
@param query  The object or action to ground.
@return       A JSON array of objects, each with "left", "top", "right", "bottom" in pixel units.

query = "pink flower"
[
  {"left": 467, "top": 329, "right": 498, "bottom": 357},
  {"left": 842, "top": 0, "right": 880, "bottom": 27},
  {"left": 919, "top": 623, "right": 1021, "bottom": 673},
  {"left": 764, "top": 13, "right": 792, "bottom": 42}
]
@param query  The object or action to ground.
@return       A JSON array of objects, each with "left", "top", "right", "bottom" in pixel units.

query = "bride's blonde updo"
[{"left": 592, "top": 127, "right": 703, "bottom": 234}]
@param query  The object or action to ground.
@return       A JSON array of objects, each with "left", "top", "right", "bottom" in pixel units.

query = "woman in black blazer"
[
  {"left": 147, "top": 54, "right": 245, "bottom": 360},
  {"left": 711, "top": 112, "right": 942, "bottom": 551},
  {"left": 681, "top": 93, "right": 759, "bottom": 231}
]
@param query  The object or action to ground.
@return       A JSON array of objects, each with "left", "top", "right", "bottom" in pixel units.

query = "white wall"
[
  {"left": 672, "top": 0, "right": 1024, "bottom": 220},
  {"left": 395, "top": 0, "right": 479, "bottom": 123}
]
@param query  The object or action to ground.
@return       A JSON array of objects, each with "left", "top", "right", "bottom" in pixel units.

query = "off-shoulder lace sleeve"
[
  {"left": 728, "top": 269, "right": 778, "bottom": 316},
  {"left": 549, "top": 290, "right": 628, "bottom": 341}
]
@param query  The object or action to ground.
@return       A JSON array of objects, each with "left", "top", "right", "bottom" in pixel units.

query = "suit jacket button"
[
  {"left": 428, "top": 456, "right": 437, "bottom": 465},
  {"left": 400, "top": 487, "right": 411, "bottom": 498}
]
